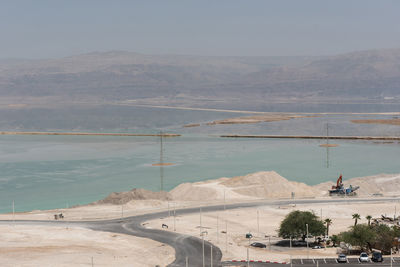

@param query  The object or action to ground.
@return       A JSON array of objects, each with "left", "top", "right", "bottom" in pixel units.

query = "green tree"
[
  {"left": 352, "top": 213, "right": 361, "bottom": 226},
  {"left": 324, "top": 218, "right": 332, "bottom": 237},
  {"left": 392, "top": 225, "right": 400, "bottom": 237},
  {"left": 330, "top": 234, "right": 339, "bottom": 247},
  {"left": 373, "top": 224, "right": 395, "bottom": 254},
  {"left": 340, "top": 224, "right": 376, "bottom": 251},
  {"left": 278, "top": 210, "right": 326, "bottom": 240},
  {"left": 366, "top": 215, "right": 372, "bottom": 227}
]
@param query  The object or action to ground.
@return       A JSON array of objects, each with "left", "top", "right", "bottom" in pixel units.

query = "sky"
[{"left": 1, "top": 0, "right": 400, "bottom": 59}]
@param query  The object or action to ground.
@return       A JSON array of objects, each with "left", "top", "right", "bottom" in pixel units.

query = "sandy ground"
[
  {"left": 1, "top": 171, "right": 399, "bottom": 265},
  {"left": 0, "top": 225, "right": 174, "bottom": 267},
  {"left": 146, "top": 200, "right": 400, "bottom": 262}
]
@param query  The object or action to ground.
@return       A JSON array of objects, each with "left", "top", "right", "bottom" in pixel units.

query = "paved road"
[{"left": 1, "top": 197, "right": 399, "bottom": 267}]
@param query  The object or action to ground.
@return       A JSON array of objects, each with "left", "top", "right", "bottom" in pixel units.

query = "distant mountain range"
[{"left": 1, "top": 49, "right": 399, "bottom": 109}]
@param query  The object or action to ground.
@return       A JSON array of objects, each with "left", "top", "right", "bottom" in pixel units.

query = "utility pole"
[
  {"left": 326, "top": 123, "right": 330, "bottom": 168},
  {"left": 159, "top": 131, "right": 164, "bottom": 192},
  {"left": 257, "top": 210, "right": 260, "bottom": 236},
  {"left": 12, "top": 200, "right": 15, "bottom": 225},
  {"left": 185, "top": 256, "right": 188, "bottom": 267},
  {"left": 121, "top": 205, "right": 123, "bottom": 219}
]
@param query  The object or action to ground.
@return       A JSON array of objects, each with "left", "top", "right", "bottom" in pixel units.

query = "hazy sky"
[{"left": 1, "top": 0, "right": 400, "bottom": 59}]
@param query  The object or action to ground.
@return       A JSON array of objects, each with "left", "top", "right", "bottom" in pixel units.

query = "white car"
[{"left": 359, "top": 252, "right": 369, "bottom": 262}]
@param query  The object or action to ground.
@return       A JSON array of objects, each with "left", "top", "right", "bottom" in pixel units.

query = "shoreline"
[
  {"left": 221, "top": 134, "right": 400, "bottom": 140},
  {"left": 0, "top": 131, "right": 181, "bottom": 137}
]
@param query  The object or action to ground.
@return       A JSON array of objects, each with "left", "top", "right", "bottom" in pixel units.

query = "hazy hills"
[{"left": 0, "top": 49, "right": 400, "bottom": 107}]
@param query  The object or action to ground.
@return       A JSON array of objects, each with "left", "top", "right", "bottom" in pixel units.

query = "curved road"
[{"left": 1, "top": 197, "right": 398, "bottom": 267}]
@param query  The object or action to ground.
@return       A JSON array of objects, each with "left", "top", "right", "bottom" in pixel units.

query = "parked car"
[
  {"left": 312, "top": 245, "right": 324, "bottom": 249},
  {"left": 359, "top": 252, "right": 369, "bottom": 262},
  {"left": 250, "top": 242, "right": 266, "bottom": 248},
  {"left": 371, "top": 252, "right": 383, "bottom": 262},
  {"left": 245, "top": 233, "right": 253, "bottom": 239},
  {"left": 337, "top": 254, "right": 347, "bottom": 263}
]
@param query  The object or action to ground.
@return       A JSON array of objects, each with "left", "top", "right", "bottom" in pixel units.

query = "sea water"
[
  {"left": 0, "top": 105, "right": 400, "bottom": 212},
  {"left": 1, "top": 134, "right": 400, "bottom": 213}
]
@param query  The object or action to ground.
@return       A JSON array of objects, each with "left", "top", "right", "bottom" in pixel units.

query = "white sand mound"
[
  {"left": 95, "top": 188, "right": 172, "bottom": 205},
  {"left": 170, "top": 171, "right": 320, "bottom": 201},
  {"left": 223, "top": 171, "right": 321, "bottom": 199},
  {"left": 169, "top": 177, "right": 249, "bottom": 201},
  {"left": 94, "top": 172, "right": 400, "bottom": 205}
]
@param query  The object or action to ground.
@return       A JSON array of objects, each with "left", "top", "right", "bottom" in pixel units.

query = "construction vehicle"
[{"left": 329, "top": 174, "right": 359, "bottom": 196}]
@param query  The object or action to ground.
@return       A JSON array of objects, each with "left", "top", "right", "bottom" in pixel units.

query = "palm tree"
[
  {"left": 352, "top": 213, "right": 361, "bottom": 226},
  {"left": 324, "top": 218, "right": 332, "bottom": 237},
  {"left": 366, "top": 215, "right": 372, "bottom": 226}
]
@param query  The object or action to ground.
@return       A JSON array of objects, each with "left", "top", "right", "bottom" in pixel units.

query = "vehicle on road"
[
  {"left": 337, "top": 254, "right": 347, "bottom": 263},
  {"left": 312, "top": 245, "right": 324, "bottom": 249},
  {"left": 250, "top": 242, "right": 266, "bottom": 248},
  {"left": 371, "top": 252, "right": 383, "bottom": 262},
  {"left": 359, "top": 252, "right": 369, "bottom": 262}
]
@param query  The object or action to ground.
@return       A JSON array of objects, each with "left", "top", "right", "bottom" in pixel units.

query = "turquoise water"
[{"left": 1, "top": 134, "right": 399, "bottom": 213}]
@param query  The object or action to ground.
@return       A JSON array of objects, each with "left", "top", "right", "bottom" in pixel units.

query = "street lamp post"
[
  {"left": 225, "top": 220, "right": 228, "bottom": 253},
  {"left": 200, "top": 207, "right": 202, "bottom": 236},
  {"left": 201, "top": 230, "right": 208, "bottom": 267},
  {"left": 216, "top": 214, "right": 219, "bottom": 243},
  {"left": 290, "top": 236, "right": 292, "bottom": 267},
  {"left": 202, "top": 232, "right": 205, "bottom": 267},
  {"left": 306, "top": 223, "right": 309, "bottom": 259},
  {"left": 210, "top": 245, "right": 213, "bottom": 267},
  {"left": 173, "top": 204, "right": 176, "bottom": 231},
  {"left": 391, "top": 248, "right": 393, "bottom": 267}
]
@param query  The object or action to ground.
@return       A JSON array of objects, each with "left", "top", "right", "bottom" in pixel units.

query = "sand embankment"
[
  {"left": 221, "top": 135, "right": 400, "bottom": 140},
  {"left": 170, "top": 171, "right": 322, "bottom": 201},
  {"left": 314, "top": 173, "right": 400, "bottom": 197},
  {"left": 352, "top": 119, "right": 400, "bottom": 126},
  {"left": 206, "top": 114, "right": 310, "bottom": 125},
  {"left": 91, "top": 172, "right": 400, "bottom": 204},
  {"left": 93, "top": 188, "right": 172, "bottom": 205},
  {"left": 0, "top": 131, "right": 180, "bottom": 137},
  {"left": 170, "top": 171, "right": 400, "bottom": 201}
]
